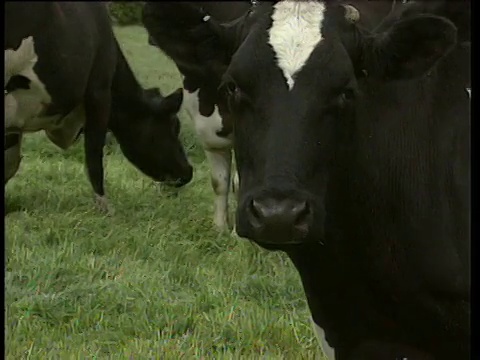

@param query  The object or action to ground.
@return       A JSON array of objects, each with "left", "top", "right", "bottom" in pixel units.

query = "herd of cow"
[{"left": 5, "top": 1, "right": 470, "bottom": 359}]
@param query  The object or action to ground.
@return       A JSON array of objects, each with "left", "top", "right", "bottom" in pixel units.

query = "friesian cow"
[
  {"left": 143, "top": 1, "right": 471, "bottom": 359},
  {"left": 144, "top": 2, "right": 252, "bottom": 231},
  {"left": 5, "top": 2, "right": 193, "bottom": 212}
]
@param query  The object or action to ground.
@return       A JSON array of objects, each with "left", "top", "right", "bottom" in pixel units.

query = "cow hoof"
[
  {"left": 230, "top": 225, "right": 239, "bottom": 238},
  {"left": 214, "top": 216, "right": 232, "bottom": 233},
  {"left": 94, "top": 195, "right": 115, "bottom": 216}
]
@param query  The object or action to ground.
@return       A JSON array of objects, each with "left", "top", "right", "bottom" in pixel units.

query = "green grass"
[{"left": 5, "top": 26, "right": 326, "bottom": 359}]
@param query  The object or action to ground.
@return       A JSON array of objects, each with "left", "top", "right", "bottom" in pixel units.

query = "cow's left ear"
[
  {"left": 157, "top": 88, "right": 183, "bottom": 115},
  {"left": 365, "top": 15, "right": 457, "bottom": 80}
]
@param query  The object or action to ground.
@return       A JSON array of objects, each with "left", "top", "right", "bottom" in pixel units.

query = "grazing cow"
[
  {"left": 143, "top": 1, "right": 471, "bottom": 359},
  {"left": 5, "top": 2, "right": 193, "bottom": 212},
  {"left": 143, "top": 2, "right": 252, "bottom": 231}
]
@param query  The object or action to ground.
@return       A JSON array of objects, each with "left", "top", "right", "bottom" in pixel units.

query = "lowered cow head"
[
  {"left": 111, "top": 86, "right": 193, "bottom": 187},
  {"left": 144, "top": 1, "right": 457, "bottom": 246}
]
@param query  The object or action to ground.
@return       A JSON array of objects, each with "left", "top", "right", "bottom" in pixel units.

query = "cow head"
[
  {"left": 144, "top": 1, "right": 457, "bottom": 247},
  {"left": 113, "top": 86, "right": 193, "bottom": 187}
]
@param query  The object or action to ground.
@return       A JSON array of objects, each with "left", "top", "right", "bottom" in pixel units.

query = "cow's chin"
[
  {"left": 152, "top": 173, "right": 192, "bottom": 188},
  {"left": 253, "top": 238, "right": 322, "bottom": 252},
  {"left": 235, "top": 228, "right": 320, "bottom": 251},
  {"left": 161, "top": 179, "right": 185, "bottom": 188}
]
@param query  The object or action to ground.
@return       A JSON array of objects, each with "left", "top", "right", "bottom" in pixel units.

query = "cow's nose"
[{"left": 247, "top": 197, "right": 312, "bottom": 243}]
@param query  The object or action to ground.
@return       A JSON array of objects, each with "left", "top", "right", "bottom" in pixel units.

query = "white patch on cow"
[
  {"left": 5, "top": 36, "right": 50, "bottom": 122},
  {"left": 5, "top": 36, "right": 85, "bottom": 150},
  {"left": 268, "top": 1, "right": 326, "bottom": 90},
  {"left": 466, "top": 87, "right": 471, "bottom": 99},
  {"left": 311, "top": 318, "right": 335, "bottom": 360},
  {"left": 181, "top": 88, "right": 234, "bottom": 230},
  {"left": 181, "top": 89, "right": 232, "bottom": 150},
  {"left": 5, "top": 37, "right": 37, "bottom": 85}
]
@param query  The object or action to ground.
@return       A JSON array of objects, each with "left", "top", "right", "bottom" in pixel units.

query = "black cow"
[
  {"left": 5, "top": 2, "right": 193, "bottom": 212},
  {"left": 144, "top": 2, "right": 252, "bottom": 231},
  {"left": 143, "top": 1, "right": 470, "bottom": 359}
]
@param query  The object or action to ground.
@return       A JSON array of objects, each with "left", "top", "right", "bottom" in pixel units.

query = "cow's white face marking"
[
  {"left": 268, "top": 0, "right": 326, "bottom": 90},
  {"left": 311, "top": 318, "right": 335, "bottom": 359},
  {"left": 466, "top": 87, "right": 471, "bottom": 99}
]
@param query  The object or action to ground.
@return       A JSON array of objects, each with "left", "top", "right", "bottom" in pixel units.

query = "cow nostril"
[
  {"left": 292, "top": 201, "right": 310, "bottom": 232},
  {"left": 248, "top": 198, "right": 312, "bottom": 229},
  {"left": 245, "top": 196, "right": 313, "bottom": 243},
  {"left": 248, "top": 199, "right": 265, "bottom": 228}
]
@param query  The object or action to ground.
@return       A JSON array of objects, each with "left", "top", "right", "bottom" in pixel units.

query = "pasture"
[{"left": 5, "top": 26, "right": 326, "bottom": 359}]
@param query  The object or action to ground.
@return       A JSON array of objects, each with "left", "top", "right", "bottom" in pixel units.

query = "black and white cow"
[
  {"left": 144, "top": 1, "right": 470, "bottom": 359},
  {"left": 144, "top": 2, "right": 252, "bottom": 231},
  {"left": 5, "top": 2, "right": 193, "bottom": 212}
]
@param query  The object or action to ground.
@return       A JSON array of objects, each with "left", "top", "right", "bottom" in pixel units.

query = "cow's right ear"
[{"left": 363, "top": 15, "right": 457, "bottom": 81}]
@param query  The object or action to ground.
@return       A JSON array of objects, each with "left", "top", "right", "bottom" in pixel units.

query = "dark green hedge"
[{"left": 108, "top": 2, "right": 144, "bottom": 26}]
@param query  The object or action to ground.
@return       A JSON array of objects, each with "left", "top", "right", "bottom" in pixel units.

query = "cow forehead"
[{"left": 268, "top": 1, "right": 326, "bottom": 90}]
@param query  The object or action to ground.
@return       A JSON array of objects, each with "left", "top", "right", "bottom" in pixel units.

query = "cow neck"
[
  {"left": 108, "top": 46, "right": 152, "bottom": 144},
  {"left": 110, "top": 43, "right": 146, "bottom": 114}
]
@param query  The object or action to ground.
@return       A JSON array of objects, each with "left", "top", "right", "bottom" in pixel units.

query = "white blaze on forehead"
[{"left": 268, "top": 0, "right": 326, "bottom": 90}]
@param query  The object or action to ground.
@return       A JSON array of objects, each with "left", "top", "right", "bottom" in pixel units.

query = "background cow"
[
  {"left": 5, "top": 2, "right": 193, "bottom": 212},
  {"left": 143, "top": 2, "right": 252, "bottom": 231},
  {"left": 144, "top": 1, "right": 470, "bottom": 359}
]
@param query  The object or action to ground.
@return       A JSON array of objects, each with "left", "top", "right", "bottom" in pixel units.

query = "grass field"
[{"left": 5, "top": 26, "right": 326, "bottom": 359}]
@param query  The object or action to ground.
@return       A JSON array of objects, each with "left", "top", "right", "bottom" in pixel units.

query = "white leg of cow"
[
  {"left": 230, "top": 170, "right": 240, "bottom": 236},
  {"left": 231, "top": 169, "right": 239, "bottom": 195},
  {"left": 182, "top": 89, "right": 233, "bottom": 231},
  {"left": 311, "top": 318, "right": 335, "bottom": 360},
  {"left": 205, "top": 149, "right": 232, "bottom": 230}
]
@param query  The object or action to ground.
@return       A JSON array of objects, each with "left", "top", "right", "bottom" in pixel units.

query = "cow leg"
[
  {"left": 205, "top": 148, "right": 232, "bottom": 231},
  {"left": 231, "top": 162, "right": 239, "bottom": 195},
  {"left": 182, "top": 88, "right": 234, "bottom": 230},
  {"left": 230, "top": 170, "right": 240, "bottom": 236},
  {"left": 230, "top": 167, "right": 240, "bottom": 236},
  {"left": 5, "top": 133, "right": 23, "bottom": 185},
  {"left": 83, "top": 88, "right": 113, "bottom": 215}
]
